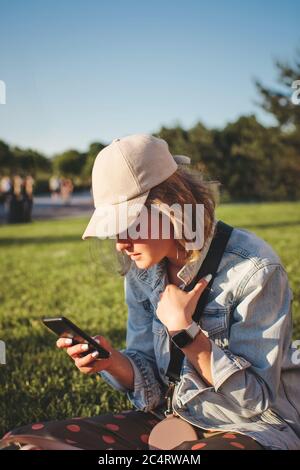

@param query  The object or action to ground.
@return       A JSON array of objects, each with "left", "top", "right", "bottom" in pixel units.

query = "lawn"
[{"left": 0, "top": 201, "right": 299, "bottom": 436}]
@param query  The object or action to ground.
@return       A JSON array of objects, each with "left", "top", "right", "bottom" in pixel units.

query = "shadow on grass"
[
  {"left": 0, "top": 235, "right": 82, "bottom": 246},
  {"left": 236, "top": 220, "right": 300, "bottom": 230},
  {"left": 1, "top": 219, "right": 300, "bottom": 248}
]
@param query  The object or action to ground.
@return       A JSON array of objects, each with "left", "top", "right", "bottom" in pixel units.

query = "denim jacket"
[{"left": 100, "top": 219, "right": 300, "bottom": 450}]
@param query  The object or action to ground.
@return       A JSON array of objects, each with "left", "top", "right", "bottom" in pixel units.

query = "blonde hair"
[{"left": 116, "top": 165, "right": 219, "bottom": 275}]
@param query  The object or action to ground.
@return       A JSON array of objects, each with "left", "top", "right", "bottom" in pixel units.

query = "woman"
[{"left": 1, "top": 134, "right": 300, "bottom": 450}]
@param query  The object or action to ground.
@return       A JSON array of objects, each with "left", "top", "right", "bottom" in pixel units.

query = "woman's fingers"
[
  {"left": 56, "top": 340, "right": 90, "bottom": 358},
  {"left": 66, "top": 343, "right": 90, "bottom": 358},
  {"left": 74, "top": 351, "right": 100, "bottom": 368},
  {"left": 74, "top": 352, "right": 113, "bottom": 374},
  {"left": 189, "top": 273, "right": 212, "bottom": 296},
  {"left": 56, "top": 337, "right": 73, "bottom": 349},
  {"left": 75, "top": 364, "right": 98, "bottom": 375},
  {"left": 56, "top": 334, "right": 115, "bottom": 375}
]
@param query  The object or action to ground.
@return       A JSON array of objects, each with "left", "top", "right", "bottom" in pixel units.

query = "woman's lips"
[{"left": 129, "top": 253, "right": 141, "bottom": 258}]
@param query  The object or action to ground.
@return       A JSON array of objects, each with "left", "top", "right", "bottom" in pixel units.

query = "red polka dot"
[
  {"left": 66, "top": 424, "right": 81, "bottom": 433},
  {"left": 105, "top": 423, "right": 120, "bottom": 432},
  {"left": 191, "top": 442, "right": 207, "bottom": 450},
  {"left": 230, "top": 441, "right": 245, "bottom": 449},
  {"left": 140, "top": 434, "right": 149, "bottom": 444},
  {"left": 223, "top": 433, "right": 237, "bottom": 439},
  {"left": 31, "top": 423, "right": 44, "bottom": 430},
  {"left": 113, "top": 414, "right": 126, "bottom": 420},
  {"left": 102, "top": 435, "right": 116, "bottom": 444}
]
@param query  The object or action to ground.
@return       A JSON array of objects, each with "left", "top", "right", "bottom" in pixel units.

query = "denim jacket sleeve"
[
  {"left": 206, "top": 263, "right": 293, "bottom": 417},
  {"left": 100, "top": 273, "right": 166, "bottom": 412}
]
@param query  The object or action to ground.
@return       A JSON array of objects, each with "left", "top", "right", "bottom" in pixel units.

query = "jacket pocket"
[{"left": 260, "top": 409, "right": 287, "bottom": 430}]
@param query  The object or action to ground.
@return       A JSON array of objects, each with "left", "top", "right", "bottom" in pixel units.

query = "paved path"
[{"left": 0, "top": 192, "right": 94, "bottom": 223}]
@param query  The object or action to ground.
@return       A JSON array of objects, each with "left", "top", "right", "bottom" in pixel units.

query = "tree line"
[{"left": 0, "top": 51, "right": 299, "bottom": 202}]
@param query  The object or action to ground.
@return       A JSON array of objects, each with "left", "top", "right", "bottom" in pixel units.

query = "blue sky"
[{"left": 0, "top": 0, "right": 299, "bottom": 156}]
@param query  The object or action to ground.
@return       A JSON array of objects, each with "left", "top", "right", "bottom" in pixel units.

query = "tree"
[
  {"left": 214, "top": 115, "right": 285, "bottom": 201},
  {"left": 154, "top": 125, "right": 194, "bottom": 157},
  {"left": 255, "top": 48, "right": 300, "bottom": 200},
  {"left": 255, "top": 49, "right": 300, "bottom": 129},
  {"left": 12, "top": 147, "right": 52, "bottom": 175},
  {"left": 52, "top": 150, "right": 86, "bottom": 178},
  {"left": 0, "top": 140, "right": 13, "bottom": 172},
  {"left": 188, "top": 122, "right": 221, "bottom": 177},
  {"left": 82, "top": 142, "right": 105, "bottom": 180}
]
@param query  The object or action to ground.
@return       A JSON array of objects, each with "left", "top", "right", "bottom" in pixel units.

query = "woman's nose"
[{"left": 116, "top": 242, "right": 131, "bottom": 252}]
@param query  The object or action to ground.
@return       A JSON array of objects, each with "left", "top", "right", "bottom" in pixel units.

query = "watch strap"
[
  {"left": 171, "top": 321, "right": 201, "bottom": 349},
  {"left": 185, "top": 320, "right": 201, "bottom": 339}
]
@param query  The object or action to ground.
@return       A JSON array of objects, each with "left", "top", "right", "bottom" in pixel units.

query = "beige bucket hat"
[{"left": 82, "top": 134, "right": 190, "bottom": 240}]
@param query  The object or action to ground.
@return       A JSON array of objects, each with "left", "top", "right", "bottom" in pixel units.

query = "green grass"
[{"left": 0, "top": 201, "right": 299, "bottom": 436}]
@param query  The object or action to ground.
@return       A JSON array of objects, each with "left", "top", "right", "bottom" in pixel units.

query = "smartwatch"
[{"left": 171, "top": 321, "right": 201, "bottom": 349}]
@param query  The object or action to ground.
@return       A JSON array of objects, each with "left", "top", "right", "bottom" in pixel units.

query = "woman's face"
[{"left": 115, "top": 210, "right": 180, "bottom": 269}]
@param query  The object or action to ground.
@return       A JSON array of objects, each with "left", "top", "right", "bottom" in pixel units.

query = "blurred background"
[{"left": 0, "top": 0, "right": 299, "bottom": 436}]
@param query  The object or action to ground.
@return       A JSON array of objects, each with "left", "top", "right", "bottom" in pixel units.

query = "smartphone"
[{"left": 42, "top": 316, "right": 111, "bottom": 359}]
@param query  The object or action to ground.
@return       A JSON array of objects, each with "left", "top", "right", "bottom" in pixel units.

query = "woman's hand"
[
  {"left": 156, "top": 274, "right": 212, "bottom": 336},
  {"left": 56, "top": 335, "right": 116, "bottom": 375}
]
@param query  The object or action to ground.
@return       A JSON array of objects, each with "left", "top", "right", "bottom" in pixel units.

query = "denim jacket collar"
[{"left": 176, "top": 218, "right": 217, "bottom": 287}]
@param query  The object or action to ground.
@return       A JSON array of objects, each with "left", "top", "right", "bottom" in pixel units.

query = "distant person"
[
  {"left": 12, "top": 174, "right": 23, "bottom": 197},
  {"left": 0, "top": 175, "right": 12, "bottom": 210},
  {"left": 49, "top": 176, "right": 61, "bottom": 200},
  {"left": 0, "top": 175, "right": 11, "bottom": 196},
  {"left": 7, "top": 175, "right": 24, "bottom": 223},
  {"left": 23, "top": 174, "right": 35, "bottom": 222},
  {"left": 7, "top": 174, "right": 34, "bottom": 224},
  {"left": 60, "top": 177, "right": 73, "bottom": 205}
]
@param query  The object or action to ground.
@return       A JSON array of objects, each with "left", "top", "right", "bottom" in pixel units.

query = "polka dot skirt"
[{"left": 1, "top": 410, "right": 264, "bottom": 450}]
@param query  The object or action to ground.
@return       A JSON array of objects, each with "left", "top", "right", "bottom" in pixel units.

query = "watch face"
[{"left": 171, "top": 330, "right": 192, "bottom": 349}]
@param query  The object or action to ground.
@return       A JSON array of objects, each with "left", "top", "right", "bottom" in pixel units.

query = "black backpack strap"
[{"left": 166, "top": 220, "right": 234, "bottom": 384}]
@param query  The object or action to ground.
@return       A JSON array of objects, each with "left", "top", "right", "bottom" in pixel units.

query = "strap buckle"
[{"left": 164, "top": 381, "right": 176, "bottom": 416}]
